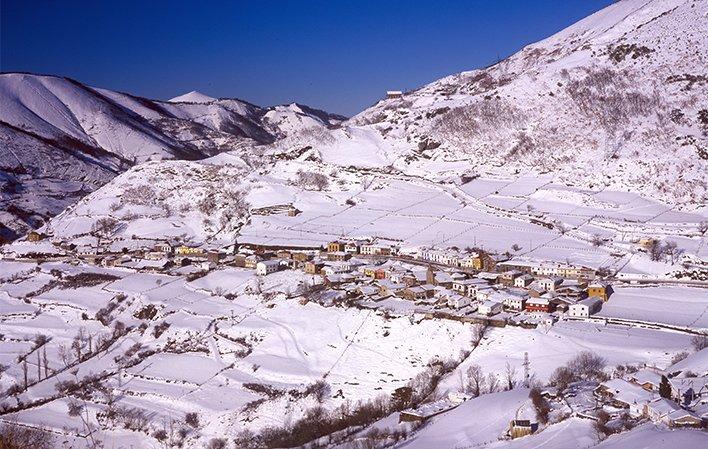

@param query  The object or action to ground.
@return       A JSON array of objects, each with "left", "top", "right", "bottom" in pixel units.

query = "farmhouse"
[
  {"left": 496, "top": 291, "right": 527, "bottom": 311},
  {"left": 27, "top": 231, "right": 45, "bottom": 242},
  {"left": 327, "top": 251, "right": 351, "bottom": 262},
  {"left": 628, "top": 369, "right": 663, "bottom": 392},
  {"left": 176, "top": 245, "right": 203, "bottom": 256},
  {"left": 508, "top": 420, "right": 536, "bottom": 439},
  {"left": 378, "top": 280, "right": 406, "bottom": 297},
  {"left": 497, "top": 270, "right": 521, "bottom": 286},
  {"left": 567, "top": 297, "right": 602, "bottom": 318},
  {"left": 360, "top": 243, "right": 394, "bottom": 256},
  {"left": 402, "top": 285, "right": 436, "bottom": 301},
  {"left": 399, "top": 396, "right": 463, "bottom": 423},
  {"left": 446, "top": 293, "right": 471, "bottom": 309}
]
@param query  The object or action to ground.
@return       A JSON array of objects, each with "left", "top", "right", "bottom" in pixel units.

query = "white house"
[
  {"left": 478, "top": 301, "right": 502, "bottom": 316},
  {"left": 499, "top": 292, "right": 527, "bottom": 311},
  {"left": 475, "top": 286, "right": 494, "bottom": 301},
  {"left": 447, "top": 294, "right": 471, "bottom": 309},
  {"left": 568, "top": 297, "right": 602, "bottom": 318},
  {"left": 256, "top": 260, "right": 281, "bottom": 276},
  {"left": 537, "top": 277, "right": 563, "bottom": 292},
  {"left": 514, "top": 274, "right": 534, "bottom": 288}
]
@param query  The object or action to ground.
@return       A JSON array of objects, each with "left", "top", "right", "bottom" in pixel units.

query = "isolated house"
[
  {"left": 399, "top": 396, "right": 464, "bottom": 422},
  {"left": 386, "top": 90, "right": 403, "bottom": 100},
  {"left": 509, "top": 420, "right": 536, "bottom": 439}
]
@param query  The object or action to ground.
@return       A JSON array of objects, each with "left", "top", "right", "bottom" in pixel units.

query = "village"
[
  {"left": 5, "top": 231, "right": 614, "bottom": 327},
  {"left": 1, "top": 230, "right": 707, "bottom": 446}
]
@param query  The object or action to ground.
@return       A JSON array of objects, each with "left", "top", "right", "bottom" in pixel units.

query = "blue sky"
[{"left": 1, "top": 0, "right": 613, "bottom": 115}]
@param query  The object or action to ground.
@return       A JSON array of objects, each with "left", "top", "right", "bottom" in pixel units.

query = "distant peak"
[{"left": 168, "top": 90, "right": 216, "bottom": 104}]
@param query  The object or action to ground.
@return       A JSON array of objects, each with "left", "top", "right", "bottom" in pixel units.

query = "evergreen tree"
[{"left": 659, "top": 375, "right": 672, "bottom": 399}]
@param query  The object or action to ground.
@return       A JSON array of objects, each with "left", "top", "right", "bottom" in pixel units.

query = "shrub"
[
  {"left": 185, "top": 411, "right": 200, "bottom": 428},
  {"left": 529, "top": 387, "right": 551, "bottom": 424},
  {"left": 122, "top": 185, "right": 157, "bottom": 206},
  {"left": 691, "top": 334, "right": 708, "bottom": 351},
  {"left": 295, "top": 170, "right": 329, "bottom": 191},
  {"left": 0, "top": 422, "right": 54, "bottom": 449}
]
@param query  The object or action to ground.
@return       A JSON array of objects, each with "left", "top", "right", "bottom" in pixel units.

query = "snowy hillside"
[
  {"left": 0, "top": 74, "right": 345, "bottom": 239},
  {"left": 294, "top": 0, "right": 707, "bottom": 207}
]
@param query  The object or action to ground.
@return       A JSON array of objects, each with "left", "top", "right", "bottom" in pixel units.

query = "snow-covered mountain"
[
  {"left": 293, "top": 0, "right": 707, "bottom": 207},
  {"left": 0, "top": 73, "right": 345, "bottom": 239}
]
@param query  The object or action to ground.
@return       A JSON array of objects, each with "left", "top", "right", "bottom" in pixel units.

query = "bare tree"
[
  {"left": 529, "top": 387, "right": 551, "bottom": 424},
  {"left": 699, "top": 221, "right": 708, "bottom": 235},
  {"left": 295, "top": 170, "right": 329, "bottom": 191},
  {"left": 22, "top": 358, "right": 28, "bottom": 389},
  {"left": 67, "top": 402, "right": 100, "bottom": 449},
  {"left": 591, "top": 234, "right": 604, "bottom": 247},
  {"left": 92, "top": 217, "right": 118, "bottom": 239},
  {"left": 549, "top": 366, "right": 576, "bottom": 393},
  {"left": 663, "top": 240, "right": 681, "bottom": 265},
  {"left": 691, "top": 334, "right": 708, "bottom": 351},
  {"left": 486, "top": 373, "right": 500, "bottom": 394},
  {"left": 471, "top": 322, "right": 488, "bottom": 348},
  {"left": 567, "top": 351, "right": 606, "bottom": 380},
  {"left": 465, "top": 364, "right": 485, "bottom": 397},
  {"left": 504, "top": 362, "right": 517, "bottom": 391},
  {"left": 0, "top": 422, "right": 54, "bottom": 449}
]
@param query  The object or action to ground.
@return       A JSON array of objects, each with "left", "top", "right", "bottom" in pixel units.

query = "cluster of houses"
[
  {"left": 8, "top": 233, "right": 613, "bottom": 323},
  {"left": 594, "top": 367, "right": 707, "bottom": 428},
  {"left": 4, "top": 232, "right": 227, "bottom": 273},
  {"left": 231, "top": 240, "right": 612, "bottom": 323}
]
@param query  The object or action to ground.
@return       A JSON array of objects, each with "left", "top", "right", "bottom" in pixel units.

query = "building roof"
[
  {"left": 573, "top": 297, "right": 603, "bottom": 309},
  {"left": 630, "top": 369, "right": 663, "bottom": 387},
  {"left": 647, "top": 398, "right": 680, "bottom": 417},
  {"left": 599, "top": 379, "right": 655, "bottom": 406}
]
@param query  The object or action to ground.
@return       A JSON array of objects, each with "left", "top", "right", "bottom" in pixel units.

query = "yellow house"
[
  {"left": 363, "top": 267, "right": 377, "bottom": 278},
  {"left": 176, "top": 245, "right": 203, "bottom": 256},
  {"left": 587, "top": 282, "right": 610, "bottom": 301},
  {"left": 327, "top": 241, "right": 344, "bottom": 252}
]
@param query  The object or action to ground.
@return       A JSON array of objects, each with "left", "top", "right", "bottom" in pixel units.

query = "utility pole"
[{"left": 522, "top": 352, "right": 530, "bottom": 388}]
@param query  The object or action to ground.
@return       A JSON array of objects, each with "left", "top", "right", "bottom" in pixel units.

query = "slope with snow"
[
  {"left": 0, "top": 74, "right": 346, "bottom": 238},
  {"left": 296, "top": 0, "right": 708, "bottom": 207}
]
